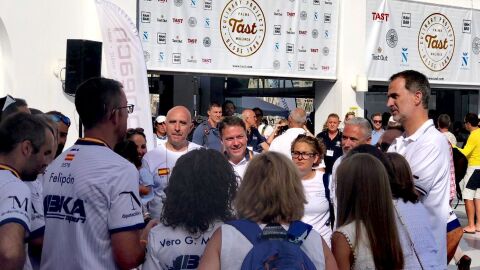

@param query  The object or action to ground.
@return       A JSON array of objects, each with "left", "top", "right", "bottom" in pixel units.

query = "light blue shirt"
[{"left": 371, "top": 128, "right": 384, "bottom": 145}]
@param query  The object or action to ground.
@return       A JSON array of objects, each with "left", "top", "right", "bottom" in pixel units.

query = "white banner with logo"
[
  {"left": 95, "top": 0, "right": 154, "bottom": 150},
  {"left": 139, "top": 0, "right": 338, "bottom": 79},
  {"left": 366, "top": 0, "right": 480, "bottom": 84}
]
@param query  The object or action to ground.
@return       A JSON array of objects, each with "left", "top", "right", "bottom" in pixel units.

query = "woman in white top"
[
  {"left": 143, "top": 149, "right": 238, "bottom": 270},
  {"left": 198, "top": 152, "right": 338, "bottom": 270},
  {"left": 332, "top": 153, "right": 404, "bottom": 270},
  {"left": 291, "top": 135, "right": 332, "bottom": 244}
]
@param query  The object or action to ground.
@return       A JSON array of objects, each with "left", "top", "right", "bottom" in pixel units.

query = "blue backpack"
[{"left": 226, "top": 219, "right": 317, "bottom": 270}]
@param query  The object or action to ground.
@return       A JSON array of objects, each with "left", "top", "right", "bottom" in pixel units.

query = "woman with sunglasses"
[
  {"left": 126, "top": 127, "right": 148, "bottom": 160},
  {"left": 291, "top": 135, "right": 332, "bottom": 245}
]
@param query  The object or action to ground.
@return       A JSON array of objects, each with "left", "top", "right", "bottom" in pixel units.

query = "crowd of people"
[{"left": 0, "top": 69, "right": 476, "bottom": 269}]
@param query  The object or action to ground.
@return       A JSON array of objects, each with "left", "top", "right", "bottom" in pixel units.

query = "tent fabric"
[{"left": 238, "top": 97, "right": 289, "bottom": 117}]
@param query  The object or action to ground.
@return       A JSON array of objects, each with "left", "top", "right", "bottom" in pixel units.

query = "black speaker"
[{"left": 65, "top": 39, "right": 102, "bottom": 95}]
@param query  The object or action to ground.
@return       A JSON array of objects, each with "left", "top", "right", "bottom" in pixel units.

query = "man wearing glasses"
[
  {"left": 370, "top": 112, "right": 384, "bottom": 146},
  {"left": 41, "top": 78, "right": 155, "bottom": 270},
  {"left": 46, "top": 111, "right": 71, "bottom": 158}
]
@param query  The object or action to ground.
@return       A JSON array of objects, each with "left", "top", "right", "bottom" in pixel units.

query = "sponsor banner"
[
  {"left": 95, "top": 0, "right": 154, "bottom": 150},
  {"left": 139, "top": 0, "right": 339, "bottom": 79},
  {"left": 366, "top": 0, "right": 478, "bottom": 84}
]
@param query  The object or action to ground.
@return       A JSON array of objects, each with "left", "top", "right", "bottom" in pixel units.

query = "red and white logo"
[{"left": 372, "top": 12, "right": 389, "bottom": 22}]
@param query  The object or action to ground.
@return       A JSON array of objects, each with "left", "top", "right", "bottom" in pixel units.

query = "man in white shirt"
[
  {"left": 387, "top": 70, "right": 451, "bottom": 265},
  {"left": 219, "top": 116, "right": 253, "bottom": 181},
  {"left": 141, "top": 106, "right": 202, "bottom": 219},
  {"left": 0, "top": 113, "right": 55, "bottom": 270},
  {"left": 269, "top": 108, "right": 310, "bottom": 159},
  {"left": 41, "top": 78, "right": 154, "bottom": 270}
]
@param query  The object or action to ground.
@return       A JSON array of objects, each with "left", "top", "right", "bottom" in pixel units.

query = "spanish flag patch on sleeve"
[
  {"left": 158, "top": 168, "right": 170, "bottom": 176},
  {"left": 65, "top": 153, "right": 75, "bottom": 161}
]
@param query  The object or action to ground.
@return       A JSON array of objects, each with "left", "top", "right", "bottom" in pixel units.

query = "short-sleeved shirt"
[
  {"left": 0, "top": 168, "right": 31, "bottom": 233},
  {"left": 269, "top": 128, "right": 307, "bottom": 159},
  {"left": 143, "top": 222, "right": 221, "bottom": 270},
  {"left": 388, "top": 119, "right": 451, "bottom": 264},
  {"left": 192, "top": 121, "right": 222, "bottom": 152},
  {"left": 40, "top": 138, "right": 145, "bottom": 270},
  {"left": 247, "top": 127, "right": 266, "bottom": 153},
  {"left": 370, "top": 128, "right": 384, "bottom": 146},
  {"left": 316, "top": 130, "right": 342, "bottom": 174},
  {"left": 141, "top": 142, "right": 202, "bottom": 219}
]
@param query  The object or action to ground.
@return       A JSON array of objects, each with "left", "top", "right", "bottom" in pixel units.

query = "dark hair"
[
  {"left": 465, "top": 113, "right": 479, "bottom": 126},
  {"left": 222, "top": 100, "right": 235, "bottom": 109},
  {"left": 1, "top": 97, "right": 28, "bottom": 121},
  {"left": 75, "top": 77, "right": 123, "bottom": 129},
  {"left": 209, "top": 102, "right": 222, "bottom": 110},
  {"left": 126, "top": 127, "right": 146, "bottom": 140},
  {"left": 0, "top": 113, "right": 51, "bottom": 154},
  {"left": 437, "top": 114, "right": 452, "bottom": 129},
  {"left": 161, "top": 149, "right": 237, "bottom": 234},
  {"left": 389, "top": 70, "right": 430, "bottom": 109},
  {"left": 114, "top": 140, "right": 141, "bottom": 168},
  {"left": 347, "top": 144, "right": 395, "bottom": 181},
  {"left": 252, "top": 107, "right": 263, "bottom": 117},
  {"left": 370, "top": 112, "right": 382, "bottom": 120},
  {"left": 218, "top": 116, "right": 246, "bottom": 137},
  {"left": 384, "top": 152, "right": 419, "bottom": 203},
  {"left": 291, "top": 135, "right": 325, "bottom": 167}
]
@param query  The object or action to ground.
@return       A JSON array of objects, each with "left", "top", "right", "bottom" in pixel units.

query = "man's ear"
[
  {"left": 19, "top": 140, "right": 33, "bottom": 157},
  {"left": 414, "top": 90, "right": 423, "bottom": 106}
]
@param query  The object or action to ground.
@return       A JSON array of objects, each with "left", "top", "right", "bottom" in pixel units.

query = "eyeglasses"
[
  {"left": 127, "top": 127, "right": 144, "bottom": 134},
  {"left": 373, "top": 120, "right": 382, "bottom": 124},
  {"left": 291, "top": 151, "right": 317, "bottom": 159},
  {"left": 113, "top": 104, "right": 134, "bottom": 114},
  {"left": 49, "top": 113, "right": 71, "bottom": 127}
]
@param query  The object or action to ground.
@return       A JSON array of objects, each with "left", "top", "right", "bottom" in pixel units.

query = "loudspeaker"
[{"left": 65, "top": 39, "right": 102, "bottom": 95}]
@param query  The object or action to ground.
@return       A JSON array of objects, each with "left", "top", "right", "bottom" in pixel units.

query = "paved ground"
[{"left": 449, "top": 200, "right": 480, "bottom": 269}]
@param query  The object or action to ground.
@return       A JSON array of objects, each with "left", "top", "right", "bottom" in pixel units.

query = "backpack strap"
[
  {"left": 226, "top": 219, "right": 262, "bottom": 244},
  {"left": 286, "top": 220, "right": 312, "bottom": 245},
  {"left": 322, "top": 173, "right": 335, "bottom": 229}
]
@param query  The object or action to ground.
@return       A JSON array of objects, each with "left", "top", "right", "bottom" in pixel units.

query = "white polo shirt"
[
  {"left": 141, "top": 142, "right": 202, "bottom": 219},
  {"left": 388, "top": 119, "right": 451, "bottom": 264},
  {"left": 269, "top": 128, "right": 306, "bottom": 159},
  {"left": 41, "top": 139, "right": 145, "bottom": 270}
]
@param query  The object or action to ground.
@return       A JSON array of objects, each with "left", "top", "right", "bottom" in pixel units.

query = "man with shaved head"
[
  {"left": 140, "top": 106, "right": 202, "bottom": 219},
  {"left": 242, "top": 109, "right": 268, "bottom": 153}
]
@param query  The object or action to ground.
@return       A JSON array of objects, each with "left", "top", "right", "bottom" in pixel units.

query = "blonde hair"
[
  {"left": 235, "top": 152, "right": 305, "bottom": 223},
  {"left": 336, "top": 154, "right": 404, "bottom": 270}
]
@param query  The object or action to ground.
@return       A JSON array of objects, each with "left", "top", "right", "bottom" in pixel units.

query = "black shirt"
[{"left": 316, "top": 130, "right": 342, "bottom": 174}]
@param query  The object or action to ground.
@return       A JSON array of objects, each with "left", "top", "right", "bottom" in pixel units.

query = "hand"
[{"left": 140, "top": 219, "right": 159, "bottom": 242}]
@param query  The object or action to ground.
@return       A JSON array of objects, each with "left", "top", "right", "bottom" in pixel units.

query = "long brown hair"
[{"left": 336, "top": 154, "right": 404, "bottom": 270}]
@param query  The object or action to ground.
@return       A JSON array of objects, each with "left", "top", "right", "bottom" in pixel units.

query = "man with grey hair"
[{"left": 269, "top": 108, "right": 311, "bottom": 159}]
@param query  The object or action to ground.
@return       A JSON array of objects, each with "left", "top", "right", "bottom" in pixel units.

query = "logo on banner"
[
  {"left": 324, "top": 0, "right": 332, "bottom": 4},
  {"left": 286, "top": 43, "right": 294, "bottom": 53},
  {"left": 202, "top": 58, "right": 212, "bottom": 63},
  {"left": 174, "top": 0, "right": 183, "bottom": 7},
  {"left": 287, "top": 12, "right": 295, "bottom": 17},
  {"left": 141, "top": 11, "right": 151, "bottom": 23},
  {"left": 461, "top": 52, "right": 469, "bottom": 69},
  {"left": 314, "top": 12, "right": 319, "bottom": 21},
  {"left": 157, "top": 33, "right": 166, "bottom": 44},
  {"left": 159, "top": 52, "right": 165, "bottom": 62},
  {"left": 203, "top": 37, "right": 211, "bottom": 47},
  {"left": 313, "top": 0, "right": 320, "bottom": 5},
  {"left": 298, "top": 62, "right": 305, "bottom": 71},
  {"left": 157, "top": 15, "right": 167, "bottom": 23},
  {"left": 372, "top": 12, "right": 389, "bottom": 22},
  {"left": 188, "top": 17, "right": 197, "bottom": 27},
  {"left": 220, "top": 0, "right": 266, "bottom": 57},
  {"left": 274, "top": 42, "right": 280, "bottom": 52},
  {"left": 172, "top": 53, "right": 181, "bottom": 64},
  {"left": 188, "top": 38, "right": 197, "bottom": 44},
  {"left": 187, "top": 55, "right": 197, "bottom": 63},
  {"left": 324, "top": 13, "right": 331, "bottom": 23},
  {"left": 310, "top": 64, "right": 318, "bottom": 71},
  {"left": 273, "top": 60, "right": 280, "bottom": 70},
  {"left": 472, "top": 37, "right": 480, "bottom": 55},
  {"left": 142, "top": 31, "right": 149, "bottom": 42},
  {"left": 298, "top": 46, "right": 306, "bottom": 53},
  {"left": 311, "top": 48, "right": 319, "bottom": 53},
  {"left": 418, "top": 13, "right": 455, "bottom": 71},
  {"left": 144, "top": 51, "right": 151, "bottom": 62},
  {"left": 159, "top": 0, "right": 167, "bottom": 3},
  {"left": 172, "top": 35, "right": 183, "bottom": 43},
  {"left": 274, "top": 25, "right": 281, "bottom": 35},
  {"left": 324, "top": 30, "right": 329, "bottom": 39},
  {"left": 287, "top": 28, "right": 295, "bottom": 35},
  {"left": 300, "top": 11, "right": 307, "bottom": 20},
  {"left": 191, "top": 0, "right": 197, "bottom": 7},
  {"left": 463, "top": 20, "right": 471, "bottom": 34},
  {"left": 298, "top": 30, "right": 307, "bottom": 35},
  {"left": 322, "top": 65, "right": 330, "bottom": 71},
  {"left": 372, "top": 47, "right": 388, "bottom": 61},
  {"left": 401, "top": 13, "right": 411, "bottom": 28},
  {"left": 204, "top": 0, "right": 212, "bottom": 9},
  {"left": 322, "top": 47, "right": 329, "bottom": 56},
  {"left": 401, "top": 48, "right": 408, "bottom": 65},
  {"left": 274, "top": 9, "right": 283, "bottom": 16},
  {"left": 204, "top": 17, "right": 210, "bottom": 28},
  {"left": 288, "top": 61, "right": 293, "bottom": 70},
  {"left": 312, "top": 29, "right": 319, "bottom": 39},
  {"left": 173, "top": 18, "right": 183, "bottom": 24},
  {"left": 386, "top": 29, "right": 398, "bottom": 48}
]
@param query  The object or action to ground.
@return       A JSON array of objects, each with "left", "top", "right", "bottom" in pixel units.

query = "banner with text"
[
  {"left": 366, "top": 0, "right": 480, "bottom": 84},
  {"left": 139, "top": 0, "right": 338, "bottom": 79}
]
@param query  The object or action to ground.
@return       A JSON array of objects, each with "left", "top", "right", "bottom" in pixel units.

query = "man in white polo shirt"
[
  {"left": 41, "top": 78, "right": 154, "bottom": 269},
  {"left": 219, "top": 116, "right": 254, "bottom": 182},
  {"left": 141, "top": 106, "right": 202, "bottom": 220},
  {"left": 0, "top": 113, "right": 55, "bottom": 269},
  {"left": 387, "top": 70, "right": 451, "bottom": 265}
]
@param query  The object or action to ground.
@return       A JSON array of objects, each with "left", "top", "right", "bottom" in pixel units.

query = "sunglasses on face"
[
  {"left": 49, "top": 113, "right": 71, "bottom": 127},
  {"left": 373, "top": 120, "right": 382, "bottom": 124}
]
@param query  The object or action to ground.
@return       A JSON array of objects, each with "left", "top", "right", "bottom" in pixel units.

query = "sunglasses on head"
[
  {"left": 127, "top": 127, "right": 145, "bottom": 135},
  {"left": 49, "top": 113, "right": 71, "bottom": 127}
]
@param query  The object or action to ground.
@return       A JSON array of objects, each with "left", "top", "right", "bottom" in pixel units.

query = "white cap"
[{"left": 155, "top": 115, "right": 166, "bottom": 123}]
